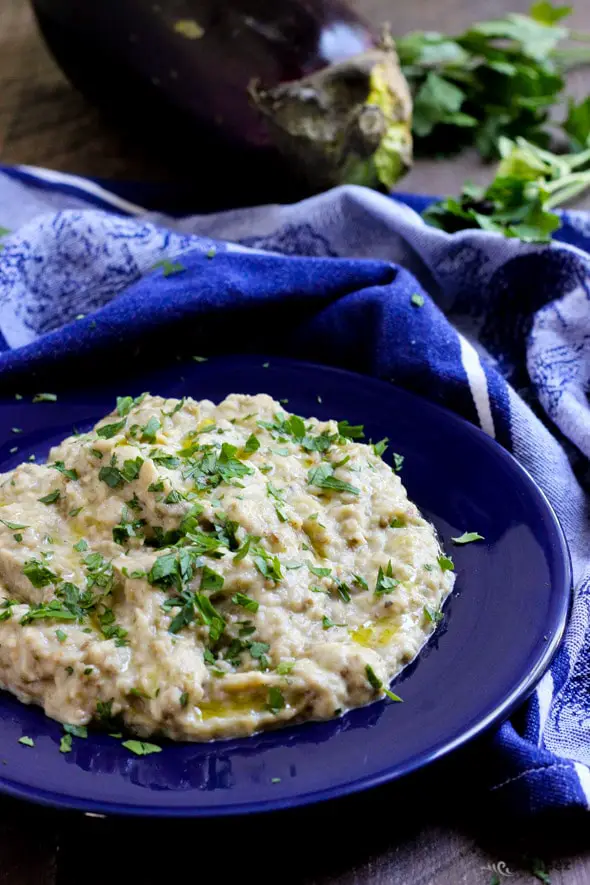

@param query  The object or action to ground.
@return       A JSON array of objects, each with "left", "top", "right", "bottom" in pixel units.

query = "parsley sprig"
[{"left": 424, "top": 136, "right": 590, "bottom": 242}]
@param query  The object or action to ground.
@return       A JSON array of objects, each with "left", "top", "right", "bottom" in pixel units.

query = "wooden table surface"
[{"left": 0, "top": 1, "right": 590, "bottom": 883}]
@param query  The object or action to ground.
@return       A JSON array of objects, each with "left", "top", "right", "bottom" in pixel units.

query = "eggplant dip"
[{"left": 0, "top": 393, "right": 454, "bottom": 741}]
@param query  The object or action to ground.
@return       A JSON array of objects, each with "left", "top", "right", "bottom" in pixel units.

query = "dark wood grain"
[{"left": 0, "top": 1, "right": 590, "bottom": 884}]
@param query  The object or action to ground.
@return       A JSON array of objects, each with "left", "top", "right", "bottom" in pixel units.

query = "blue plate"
[{"left": 0, "top": 356, "right": 571, "bottom": 816}]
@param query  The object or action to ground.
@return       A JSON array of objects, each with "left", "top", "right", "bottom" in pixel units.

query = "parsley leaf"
[
  {"left": 451, "top": 531, "right": 485, "bottom": 544},
  {"left": 96, "top": 420, "right": 126, "bottom": 440},
  {"left": 438, "top": 554, "right": 455, "bottom": 571},
  {"left": 38, "top": 490, "right": 61, "bottom": 505},
  {"left": 32, "top": 393, "right": 57, "bottom": 403},
  {"left": 122, "top": 740, "right": 162, "bottom": 756},
  {"left": 60, "top": 734, "right": 72, "bottom": 753},
  {"left": 152, "top": 259, "right": 185, "bottom": 277},
  {"left": 375, "top": 561, "right": 399, "bottom": 595},
  {"left": 231, "top": 592, "right": 259, "bottom": 613},
  {"left": 309, "top": 563, "right": 331, "bottom": 577},
  {"left": 18, "top": 736, "right": 34, "bottom": 747},
  {"left": 266, "top": 687, "right": 285, "bottom": 715},
  {"left": 244, "top": 433, "right": 260, "bottom": 453},
  {"left": 116, "top": 396, "right": 134, "bottom": 417},
  {"left": 392, "top": 453, "right": 404, "bottom": 472},
  {"left": 51, "top": 461, "right": 79, "bottom": 481},
  {"left": 0, "top": 518, "right": 28, "bottom": 530},
  {"left": 365, "top": 665, "right": 403, "bottom": 702},
  {"left": 424, "top": 605, "right": 444, "bottom": 624},
  {"left": 64, "top": 723, "right": 88, "bottom": 738},
  {"left": 411, "top": 293, "right": 425, "bottom": 307},
  {"left": 140, "top": 416, "right": 160, "bottom": 443},
  {"left": 373, "top": 438, "right": 389, "bottom": 457},
  {"left": 308, "top": 464, "right": 359, "bottom": 496},
  {"left": 337, "top": 420, "right": 364, "bottom": 439},
  {"left": 23, "top": 559, "right": 57, "bottom": 588}
]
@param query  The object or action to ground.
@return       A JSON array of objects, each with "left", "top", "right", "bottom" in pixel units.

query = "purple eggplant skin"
[{"left": 32, "top": 0, "right": 412, "bottom": 197}]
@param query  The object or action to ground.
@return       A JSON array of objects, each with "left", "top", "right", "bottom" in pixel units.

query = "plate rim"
[{"left": 0, "top": 356, "right": 573, "bottom": 817}]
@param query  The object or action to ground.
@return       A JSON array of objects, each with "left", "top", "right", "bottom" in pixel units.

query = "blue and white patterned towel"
[{"left": 1, "top": 164, "right": 590, "bottom": 815}]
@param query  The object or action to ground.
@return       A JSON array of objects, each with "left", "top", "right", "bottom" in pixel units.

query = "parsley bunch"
[{"left": 397, "top": 2, "right": 590, "bottom": 159}]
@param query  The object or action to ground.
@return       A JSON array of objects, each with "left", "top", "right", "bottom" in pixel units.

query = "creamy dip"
[{"left": 0, "top": 393, "right": 454, "bottom": 740}]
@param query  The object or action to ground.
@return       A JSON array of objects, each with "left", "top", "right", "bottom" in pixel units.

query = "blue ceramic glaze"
[{"left": 0, "top": 357, "right": 571, "bottom": 816}]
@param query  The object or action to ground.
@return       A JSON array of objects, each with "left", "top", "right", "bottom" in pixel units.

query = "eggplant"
[{"left": 31, "top": 0, "right": 412, "bottom": 206}]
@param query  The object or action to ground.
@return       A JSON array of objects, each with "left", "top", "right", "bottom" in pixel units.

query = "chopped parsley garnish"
[
  {"left": 252, "top": 547, "right": 283, "bottom": 583},
  {"left": 73, "top": 539, "right": 88, "bottom": 553},
  {"left": 322, "top": 615, "right": 343, "bottom": 629},
  {"left": 122, "top": 740, "right": 162, "bottom": 756},
  {"left": 0, "top": 608, "right": 12, "bottom": 622},
  {"left": 56, "top": 629, "right": 67, "bottom": 642},
  {"left": 0, "top": 519, "right": 28, "bottom": 530},
  {"left": 140, "top": 416, "right": 160, "bottom": 442},
  {"left": 22, "top": 559, "right": 57, "bottom": 588},
  {"left": 271, "top": 777, "right": 281, "bottom": 784},
  {"left": 96, "top": 699, "right": 114, "bottom": 723},
  {"left": 98, "top": 609, "right": 128, "bottom": 645},
  {"left": 373, "top": 438, "right": 389, "bottom": 457},
  {"left": 309, "top": 564, "right": 331, "bottom": 578},
  {"left": 438, "top": 554, "right": 455, "bottom": 571},
  {"left": 11, "top": 428, "right": 22, "bottom": 434},
  {"left": 390, "top": 516, "right": 405, "bottom": 528},
  {"left": 337, "top": 420, "right": 364, "bottom": 440},
  {"left": 60, "top": 734, "right": 72, "bottom": 753},
  {"left": 90, "top": 449, "right": 103, "bottom": 460},
  {"left": 266, "top": 686, "right": 285, "bottom": 715},
  {"left": 451, "top": 531, "right": 485, "bottom": 545},
  {"left": 365, "top": 665, "right": 403, "bottom": 702},
  {"left": 192, "top": 356, "right": 208, "bottom": 362},
  {"left": 99, "top": 456, "right": 143, "bottom": 488},
  {"left": 153, "top": 259, "right": 185, "bottom": 277},
  {"left": 64, "top": 723, "right": 88, "bottom": 738},
  {"left": 353, "top": 574, "right": 369, "bottom": 591},
  {"left": 150, "top": 450, "right": 181, "bottom": 469},
  {"left": 244, "top": 433, "right": 260, "bottom": 453},
  {"left": 18, "top": 736, "right": 34, "bottom": 747},
  {"left": 250, "top": 641, "right": 270, "bottom": 670},
  {"left": 51, "top": 461, "right": 79, "bottom": 481},
  {"left": 13, "top": 534, "right": 22, "bottom": 543},
  {"left": 148, "top": 479, "right": 165, "bottom": 493},
  {"left": 20, "top": 600, "right": 77, "bottom": 625},
  {"left": 116, "top": 396, "right": 134, "bottom": 417},
  {"left": 335, "top": 579, "right": 352, "bottom": 603},
  {"left": 32, "top": 393, "right": 57, "bottom": 403},
  {"left": 231, "top": 592, "right": 259, "bottom": 613},
  {"left": 96, "top": 420, "right": 126, "bottom": 440},
  {"left": 234, "top": 534, "right": 256, "bottom": 562},
  {"left": 179, "top": 692, "right": 189, "bottom": 708},
  {"left": 112, "top": 510, "right": 145, "bottom": 546},
  {"left": 375, "top": 561, "right": 399, "bottom": 595},
  {"left": 392, "top": 453, "right": 404, "bottom": 472},
  {"left": 164, "top": 489, "right": 184, "bottom": 505},
  {"left": 424, "top": 605, "right": 444, "bottom": 624},
  {"left": 308, "top": 464, "right": 359, "bottom": 496},
  {"left": 276, "top": 661, "right": 295, "bottom": 675},
  {"left": 38, "top": 490, "right": 61, "bottom": 505},
  {"left": 411, "top": 293, "right": 425, "bottom": 307}
]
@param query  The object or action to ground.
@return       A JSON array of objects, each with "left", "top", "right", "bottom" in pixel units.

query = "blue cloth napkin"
[{"left": 1, "top": 164, "right": 590, "bottom": 815}]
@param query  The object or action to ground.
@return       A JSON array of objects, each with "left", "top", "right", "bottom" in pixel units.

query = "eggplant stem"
[{"left": 249, "top": 45, "right": 413, "bottom": 193}]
